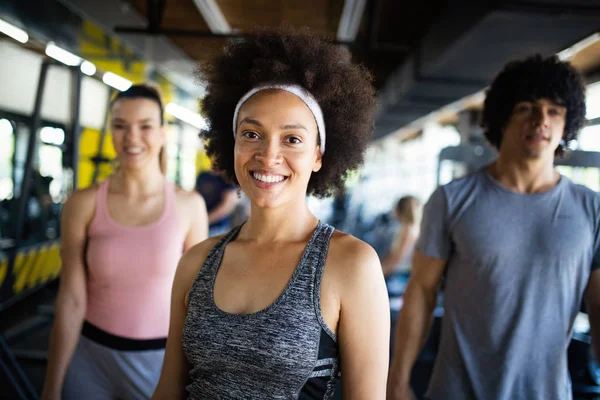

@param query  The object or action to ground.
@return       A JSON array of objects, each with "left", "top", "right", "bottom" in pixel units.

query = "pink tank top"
[{"left": 85, "top": 178, "right": 186, "bottom": 339}]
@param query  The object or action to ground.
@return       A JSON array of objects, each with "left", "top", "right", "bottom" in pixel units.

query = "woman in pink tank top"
[{"left": 41, "top": 85, "right": 208, "bottom": 400}]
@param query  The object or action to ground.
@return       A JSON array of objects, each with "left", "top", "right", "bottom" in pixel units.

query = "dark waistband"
[{"left": 81, "top": 321, "right": 167, "bottom": 351}]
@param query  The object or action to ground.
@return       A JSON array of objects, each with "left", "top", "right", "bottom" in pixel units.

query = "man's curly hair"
[
  {"left": 482, "top": 54, "right": 587, "bottom": 157},
  {"left": 197, "top": 26, "right": 376, "bottom": 197}
]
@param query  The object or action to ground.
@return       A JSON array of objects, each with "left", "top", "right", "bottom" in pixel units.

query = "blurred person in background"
[
  {"left": 42, "top": 84, "right": 208, "bottom": 400},
  {"left": 381, "top": 196, "right": 422, "bottom": 278},
  {"left": 387, "top": 55, "right": 599, "bottom": 400},
  {"left": 381, "top": 196, "right": 422, "bottom": 297},
  {"left": 195, "top": 168, "right": 239, "bottom": 237}
]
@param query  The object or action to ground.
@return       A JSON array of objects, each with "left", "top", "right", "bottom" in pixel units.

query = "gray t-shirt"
[{"left": 418, "top": 169, "right": 600, "bottom": 400}]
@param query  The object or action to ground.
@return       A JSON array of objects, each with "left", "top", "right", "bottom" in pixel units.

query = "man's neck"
[{"left": 487, "top": 153, "right": 560, "bottom": 194}]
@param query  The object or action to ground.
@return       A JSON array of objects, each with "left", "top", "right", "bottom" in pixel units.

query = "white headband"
[{"left": 232, "top": 84, "right": 326, "bottom": 155}]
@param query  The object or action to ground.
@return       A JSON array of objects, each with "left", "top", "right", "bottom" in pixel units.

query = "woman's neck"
[
  {"left": 240, "top": 201, "right": 318, "bottom": 245},
  {"left": 111, "top": 165, "right": 165, "bottom": 196}
]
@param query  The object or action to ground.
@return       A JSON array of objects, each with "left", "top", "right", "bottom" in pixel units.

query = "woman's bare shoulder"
[
  {"left": 329, "top": 230, "right": 380, "bottom": 267},
  {"left": 325, "top": 230, "right": 382, "bottom": 286},
  {"left": 61, "top": 183, "right": 101, "bottom": 223},
  {"left": 177, "top": 235, "right": 226, "bottom": 279}
]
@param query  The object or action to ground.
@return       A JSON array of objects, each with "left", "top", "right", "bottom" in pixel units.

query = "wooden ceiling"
[
  {"left": 570, "top": 38, "right": 600, "bottom": 75},
  {"left": 130, "top": 0, "right": 343, "bottom": 59},
  {"left": 128, "top": 0, "right": 447, "bottom": 89},
  {"left": 219, "top": 0, "right": 344, "bottom": 36}
]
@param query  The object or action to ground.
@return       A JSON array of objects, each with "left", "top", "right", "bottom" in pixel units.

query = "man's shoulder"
[
  {"left": 442, "top": 169, "right": 485, "bottom": 190},
  {"left": 562, "top": 175, "right": 600, "bottom": 198},
  {"left": 560, "top": 176, "right": 600, "bottom": 215},
  {"left": 432, "top": 170, "right": 487, "bottom": 208}
]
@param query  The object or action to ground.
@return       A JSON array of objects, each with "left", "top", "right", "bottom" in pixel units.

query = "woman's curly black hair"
[
  {"left": 197, "top": 26, "right": 376, "bottom": 197},
  {"left": 482, "top": 54, "right": 587, "bottom": 157}
]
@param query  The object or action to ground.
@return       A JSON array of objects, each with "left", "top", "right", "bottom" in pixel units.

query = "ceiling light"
[
  {"left": 0, "top": 18, "right": 28, "bottom": 43},
  {"left": 336, "top": 0, "right": 368, "bottom": 42},
  {"left": 166, "top": 102, "right": 208, "bottom": 130},
  {"left": 80, "top": 61, "right": 96, "bottom": 76},
  {"left": 102, "top": 72, "right": 132, "bottom": 91},
  {"left": 192, "top": 0, "right": 231, "bottom": 34},
  {"left": 558, "top": 32, "right": 600, "bottom": 61},
  {"left": 45, "top": 42, "right": 82, "bottom": 66}
]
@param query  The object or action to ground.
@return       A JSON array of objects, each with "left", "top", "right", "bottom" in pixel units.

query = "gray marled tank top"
[{"left": 182, "top": 221, "right": 341, "bottom": 399}]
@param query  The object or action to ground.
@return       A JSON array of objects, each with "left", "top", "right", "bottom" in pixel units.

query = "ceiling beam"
[
  {"left": 114, "top": 27, "right": 242, "bottom": 38},
  {"left": 192, "top": 0, "right": 231, "bottom": 34},
  {"left": 337, "top": 0, "right": 368, "bottom": 42},
  {"left": 499, "top": 1, "right": 600, "bottom": 17},
  {"left": 147, "top": 0, "right": 165, "bottom": 33},
  {"left": 111, "top": 27, "right": 355, "bottom": 47}
]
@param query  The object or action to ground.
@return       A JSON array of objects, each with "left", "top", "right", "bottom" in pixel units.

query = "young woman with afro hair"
[{"left": 152, "top": 27, "right": 390, "bottom": 400}]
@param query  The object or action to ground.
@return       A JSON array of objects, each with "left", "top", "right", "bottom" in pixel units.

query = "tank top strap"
[
  {"left": 90, "top": 178, "right": 110, "bottom": 229},
  {"left": 300, "top": 220, "right": 335, "bottom": 280},
  {"left": 162, "top": 179, "right": 177, "bottom": 217},
  {"left": 98, "top": 177, "right": 110, "bottom": 210},
  {"left": 284, "top": 220, "right": 333, "bottom": 302},
  {"left": 307, "top": 221, "right": 337, "bottom": 341},
  {"left": 201, "top": 224, "right": 245, "bottom": 278}
]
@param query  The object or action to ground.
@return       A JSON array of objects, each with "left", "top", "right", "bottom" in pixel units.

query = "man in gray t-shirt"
[{"left": 387, "top": 55, "right": 600, "bottom": 400}]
